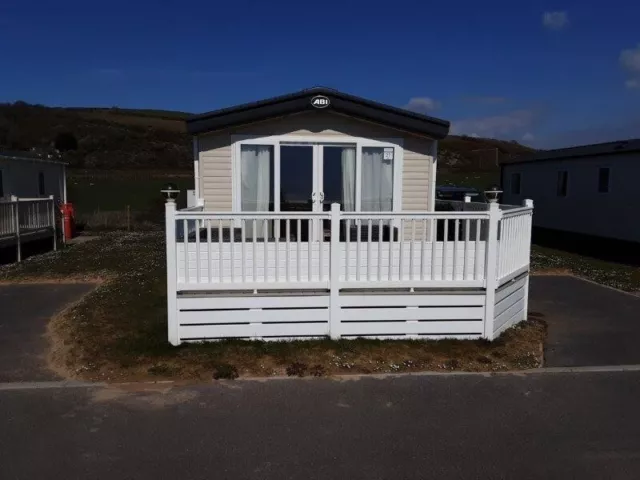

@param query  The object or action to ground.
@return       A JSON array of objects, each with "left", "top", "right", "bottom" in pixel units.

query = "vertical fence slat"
[
  {"left": 297, "top": 219, "right": 301, "bottom": 282},
  {"left": 195, "top": 218, "right": 201, "bottom": 283},
  {"left": 430, "top": 218, "right": 436, "bottom": 281},
  {"left": 399, "top": 219, "right": 405, "bottom": 281},
  {"left": 308, "top": 219, "right": 312, "bottom": 282},
  {"left": 356, "top": 219, "right": 361, "bottom": 281},
  {"left": 378, "top": 219, "right": 383, "bottom": 281},
  {"left": 319, "top": 218, "right": 324, "bottom": 281},
  {"left": 286, "top": 219, "right": 291, "bottom": 282},
  {"left": 218, "top": 219, "right": 223, "bottom": 283},
  {"left": 241, "top": 220, "right": 246, "bottom": 283},
  {"left": 367, "top": 219, "right": 372, "bottom": 281},
  {"left": 474, "top": 219, "right": 481, "bottom": 280},
  {"left": 388, "top": 220, "right": 394, "bottom": 281},
  {"left": 453, "top": 219, "right": 459, "bottom": 281},
  {"left": 409, "top": 219, "right": 415, "bottom": 281},
  {"left": 183, "top": 219, "right": 189, "bottom": 284},
  {"left": 275, "top": 218, "right": 280, "bottom": 282},
  {"left": 345, "top": 219, "right": 350, "bottom": 282},
  {"left": 463, "top": 219, "right": 470, "bottom": 281},
  {"left": 207, "top": 219, "right": 212, "bottom": 282},
  {"left": 263, "top": 219, "right": 268, "bottom": 283},
  {"left": 442, "top": 220, "right": 448, "bottom": 281},
  {"left": 420, "top": 219, "right": 427, "bottom": 280},
  {"left": 251, "top": 220, "right": 256, "bottom": 282}
]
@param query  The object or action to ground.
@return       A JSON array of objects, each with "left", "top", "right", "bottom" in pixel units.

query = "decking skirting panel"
[
  {"left": 175, "top": 291, "right": 487, "bottom": 342},
  {"left": 493, "top": 275, "right": 528, "bottom": 337}
]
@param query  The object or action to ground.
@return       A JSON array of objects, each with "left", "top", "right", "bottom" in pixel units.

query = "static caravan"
[
  {"left": 0, "top": 150, "right": 66, "bottom": 260},
  {"left": 163, "top": 87, "right": 535, "bottom": 345},
  {"left": 501, "top": 139, "right": 640, "bottom": 245}
]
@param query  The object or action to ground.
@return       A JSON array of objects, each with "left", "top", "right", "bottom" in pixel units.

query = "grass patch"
[
  {"left": 531, "top": 245, "right": 640, "bottom": 293},
  {"left": 0, "top": 232, "right": 546, "bottom": 382}
]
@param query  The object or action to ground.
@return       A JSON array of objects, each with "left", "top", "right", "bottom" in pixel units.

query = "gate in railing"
[
  {"left": 164, "top": 200, "right": 534, "bottom": 344},
  {"left": 0, "top": 196, "right": 57, "bottom": 261}
]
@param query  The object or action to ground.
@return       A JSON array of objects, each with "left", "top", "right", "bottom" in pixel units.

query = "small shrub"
[
  {"left": 309, "top": 364, "right": 327, "bottom": 377},
  {"left": 212, "top": 363, "right": 239, "bottom": 380},
  {"left": 443, "top": 359, "right": 460, "bottom": 369},
  {"left": 286, "top": 362, "right": 307, "bottom": 377}
]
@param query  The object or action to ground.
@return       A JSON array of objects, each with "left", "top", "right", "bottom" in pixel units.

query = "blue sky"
[{"left": 1, "top": 0, "right": 639, "bottom": 148}]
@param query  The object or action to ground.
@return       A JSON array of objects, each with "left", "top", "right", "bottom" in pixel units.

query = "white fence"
[
  {"left": 165, "top": 200, "right": 534, "bottom": 344},
  {"left": 0, "top": 196, "right": 57, "bottom": 261}
]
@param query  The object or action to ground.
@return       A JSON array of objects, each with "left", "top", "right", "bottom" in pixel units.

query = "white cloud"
[
  {"left": 451, "top": 110, "right": 535, "bottom": 138},
  {"left": 625, "top": 79, "right": 640, "bottom": 89},
  {"left": 522, "top": 132, "right": 535, "bottom": 142},
  {"left": 404, "top": 97, "right": 440, "bottom": 113},
  {"left": 620, "top": 45, "right": 640, "bottom": 88},
  {"left": 543, "top": 11, "right": 568, "bottom": 30}
]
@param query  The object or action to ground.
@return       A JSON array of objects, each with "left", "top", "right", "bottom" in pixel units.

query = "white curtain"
[
  {"left": 341, "top": 147, "right": 356, "bottom": 211},
  {"left": 361, "top": 147, "right": 393, "bottom": 211},
  {"left": 241, "top": 145, "right": 271, "bottom": 237}
]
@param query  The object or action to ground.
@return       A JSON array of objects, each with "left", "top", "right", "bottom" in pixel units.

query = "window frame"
[
  {"left": 556, "top": 170, "right": 569, "bottom": 197},
  {"left": 510, "top": 172, "right": 521, "bottom": 195},
  {"left": 231, "top": 134, "right": 404, "bottom": 214},
  {"left": 597, "top": 166, "right": 610, "bottom": 194}
]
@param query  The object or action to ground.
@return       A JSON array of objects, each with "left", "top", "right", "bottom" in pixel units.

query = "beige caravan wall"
[{"left": 197, "top": 111, "right": 436, "bottom": 212}]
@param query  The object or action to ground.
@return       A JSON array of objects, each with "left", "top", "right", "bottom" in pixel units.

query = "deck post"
[
  {"left": 521, "top": 199, "right": 534, "bottom": 321},
  {"left": 11, "top": 196, "right": 21, "bottom": 262},
  {"left": 165, "top": 199, "right": 180, "bottom": 346},
  {"left": 329, "top": 203, "right": 341, "bottom": 339},
  {"left": 483, "top": 202, "right": 502, "bottom": 340},
  {"left": 50, "top": 195, "right": 57, "bottom": 251}
]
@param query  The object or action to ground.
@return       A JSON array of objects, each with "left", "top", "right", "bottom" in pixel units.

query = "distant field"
[{"left": 68, "top": 170, "right": 193, "bottom": 215}]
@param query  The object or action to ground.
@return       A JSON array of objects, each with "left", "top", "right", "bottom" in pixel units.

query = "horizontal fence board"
[
  {"left": 179, "top": 322, "right": 329, "bottom": 339},
  {"left": 340, "top": 294, "right": 485, "bottom": 308},
  {"left": 178, "top": 295, "right": 329, "bottom": 310},
  {"left": 494, "top": 298, "right": 525, "bottom": 332},
  {"left": 494, "top": 308, "right": 525, "bottom": 337},
  {"left": 341, "top": 306, "right": 484, "bottom": 322},
  {"left": 495, "top": 276, "right": 528, "bottom": 303},
  {"left": 340, "top": 334, "right": 483, "bottom": 340},
  {"left": 179, "top": 308, "right": 329, "bottom": 325},
  {"left": 339, "top": 320, "right": 484, "bottom": 336},
  {"left": 495, "top": 285, "right": 525, "bottom": 317}
]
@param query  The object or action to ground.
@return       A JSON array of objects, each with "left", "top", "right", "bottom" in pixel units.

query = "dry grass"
[{"left": 0, "top": 232, "right": 546, "bottom": 382}]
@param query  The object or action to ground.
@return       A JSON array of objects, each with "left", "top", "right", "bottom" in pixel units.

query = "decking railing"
[
  {"left": 0, "top": 196, "right": 57, "bottom": 261},
  {"left": 164, "top": 200, "right": 534, "bottom": 343}
]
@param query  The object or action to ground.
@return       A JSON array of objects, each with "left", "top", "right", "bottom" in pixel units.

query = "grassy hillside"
[{"left": 0, "top": 101, "right": 533, "bottom": 173}]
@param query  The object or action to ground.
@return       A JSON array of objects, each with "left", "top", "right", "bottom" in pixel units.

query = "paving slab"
[
  {"left": 529, "top": 276, "right": 640, "bottom": 367},
  {"left": 0, "top": 283, "right": 94, "bottom": 382}
]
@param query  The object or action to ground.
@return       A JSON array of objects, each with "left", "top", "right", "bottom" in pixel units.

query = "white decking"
[
  {"left": 164, "top": 201, "right": 534, "bottom": 345},
  {"left": 0, "top": 197, "right": 57, "bottom": 261}
]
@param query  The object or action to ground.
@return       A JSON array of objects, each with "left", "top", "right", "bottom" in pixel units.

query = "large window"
[
  {"left": 598, "top": 167, "right": 610, "bottom": 193},
  {"left": 556, "top": 170, "right": 568, "bottom": 197},
  {"left": 511, "top": 172, "right": 521, "bottom": 195},
  {"left": 240, "top": 145, "right": 274, "bottom": 212},
  {"left": 361, "top": 147, "right": 393, "bottom": 211}
]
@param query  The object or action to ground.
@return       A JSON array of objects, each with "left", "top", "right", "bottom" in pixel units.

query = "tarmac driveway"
[
  {"left": 529, "top": 276, "right": 640, "bottom": 367},
  {"left": 0, "top": 283, "right": 94, "bottom": 382}
]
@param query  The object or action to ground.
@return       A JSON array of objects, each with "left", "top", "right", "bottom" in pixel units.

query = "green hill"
[{"left": 0, "top": 101, "right": 533, "bottom": 172}]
